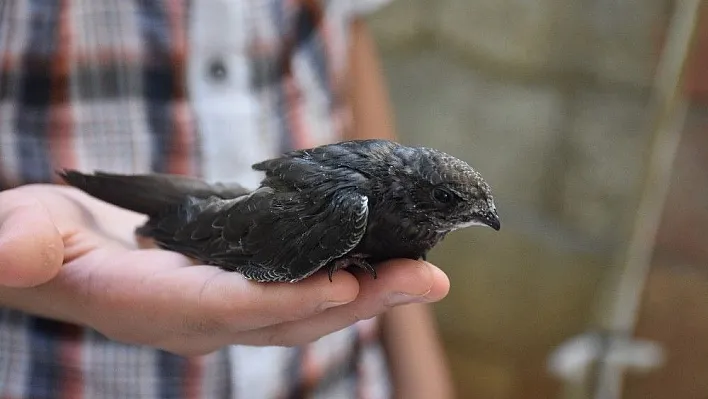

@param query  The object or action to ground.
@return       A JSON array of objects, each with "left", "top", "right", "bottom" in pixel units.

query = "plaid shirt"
[{"left": 0, "top": 1, "right": 392, "bottom": 398}]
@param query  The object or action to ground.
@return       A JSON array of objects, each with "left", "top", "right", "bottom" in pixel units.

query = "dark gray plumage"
[{"left": 59, "top": 139, "right": 500, "bottom": 283}]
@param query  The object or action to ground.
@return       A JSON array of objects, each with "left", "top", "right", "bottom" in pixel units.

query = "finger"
[
  {"left": 231, "top": 260, "right": 450, "bottom": 346},
  {"left": 52, "top": 187, "right": 147, "bottom": 249},
  {"left": 0, "top": 193, "right": 64, "bottom": 287},
  {"left": 88, "top": 253, "right": 361, "bottom": 337},
  {"left": 192, "top": 267, "right": 361, "bottom": 331}
]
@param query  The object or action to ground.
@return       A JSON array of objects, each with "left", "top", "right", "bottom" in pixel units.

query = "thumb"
[{"left": 0, "top": 191, "right": 64, "bottom": 287}]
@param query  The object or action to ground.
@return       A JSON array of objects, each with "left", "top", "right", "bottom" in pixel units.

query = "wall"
[{"left": 364, "top": 1, "right": 674, "bottom": 397}]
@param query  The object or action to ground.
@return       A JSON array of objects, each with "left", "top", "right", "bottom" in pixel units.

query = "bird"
[{"left": 58, "top": 139, "right": 500, "bottom": 283}]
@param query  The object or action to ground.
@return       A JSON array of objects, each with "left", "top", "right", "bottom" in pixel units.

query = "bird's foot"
[{"left": 327, "top": 256, "right": 377, "bottom": 282}]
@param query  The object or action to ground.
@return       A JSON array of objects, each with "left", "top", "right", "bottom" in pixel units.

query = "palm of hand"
[{"left": 0, "top": 184, "right": 449, "bottom": 356}]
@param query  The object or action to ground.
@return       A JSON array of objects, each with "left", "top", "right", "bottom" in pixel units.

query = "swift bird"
[{"left": 60, "top": 139, "right": 500, "bottom": 283}]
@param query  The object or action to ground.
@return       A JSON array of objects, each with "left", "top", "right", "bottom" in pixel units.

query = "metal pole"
[
  {"left": 549, "top": 1, "right": 703, "bottom": 398},
  {"left": 593, "top": 0, "right": 702, "bottom": 396}
]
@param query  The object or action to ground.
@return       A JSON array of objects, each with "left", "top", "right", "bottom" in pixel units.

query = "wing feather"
[{"left": 142, "top": 186, "right": 369, "bottom": 282}]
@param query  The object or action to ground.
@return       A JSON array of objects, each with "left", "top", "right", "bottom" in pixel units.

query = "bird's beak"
[{"left": 477, "top": 210, "right": 501, "bottom": 231}]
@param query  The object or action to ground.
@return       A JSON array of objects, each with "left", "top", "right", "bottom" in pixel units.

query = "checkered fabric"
[{"left": 0, "top": 1, "right": 392, "bottom": 398}]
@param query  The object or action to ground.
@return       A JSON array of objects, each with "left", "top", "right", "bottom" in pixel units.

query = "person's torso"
[
  {"left": 0, "top": 0, "right": 361, "bottom": 188},
  {"left": 0, "top": 1, "right": 391, "bottom": 398}
]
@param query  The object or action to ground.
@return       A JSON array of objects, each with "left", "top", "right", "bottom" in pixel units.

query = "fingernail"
[{"left": 386, "top": 292, "right": 431, "bottom": 307}]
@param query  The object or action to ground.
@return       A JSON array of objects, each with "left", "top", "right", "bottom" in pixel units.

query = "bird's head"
[{"left": 395, "top": 147, "right": 500, "bottom": 233}]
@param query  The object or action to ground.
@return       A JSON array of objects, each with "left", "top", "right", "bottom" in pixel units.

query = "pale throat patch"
[{"left": 450, "top": 219, "right": 489, "bottom": 231}]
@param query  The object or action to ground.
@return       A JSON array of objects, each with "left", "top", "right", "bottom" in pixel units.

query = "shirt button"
[{"left": 207, "top": 58, "right": 228, "bottom": 82}]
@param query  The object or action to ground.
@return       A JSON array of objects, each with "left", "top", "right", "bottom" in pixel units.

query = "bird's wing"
[
  {"left": 146, "top": 186, "right": 370, "bottom": 282},
  {"left": 59, "top": 170, "right": 250, "bottom": 216}
]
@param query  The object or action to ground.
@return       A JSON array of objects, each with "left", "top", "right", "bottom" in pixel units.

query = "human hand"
[{"left": 0, "top": 184, "right": 450, "bottom": 356}]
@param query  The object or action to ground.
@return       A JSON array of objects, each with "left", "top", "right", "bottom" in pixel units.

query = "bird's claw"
[{"left": 328, "top": 257, "right": 377, "bottom": 282}]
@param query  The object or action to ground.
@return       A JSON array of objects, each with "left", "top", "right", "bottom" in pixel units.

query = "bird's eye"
[{"left": 432, "top": 187, "right": 454, "bottom": 204}]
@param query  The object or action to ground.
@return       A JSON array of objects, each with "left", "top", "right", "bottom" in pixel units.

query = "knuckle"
[
  {"left": 293, "top": 300, "right": 325, "bottom": 320},
  {"left": 182, "top": 313, "right": 224, "bottom": 336},
  {"left": 351, "top": 309, "right": 378, "bottom": 325},
  {"left": 97, "top": 325, "right": 147, "bottom": 346},
  {"left": 259, "top": 326, "right": 305, "bottom": 348},
  {"left": 262, "top": 327, "right": 289, "bottom": 347},
  {"left": 351, "top": 312, "right": 365, "bottom": 324},
  {"left": 282, "top": 337, "right": 308, "bottom": 347}
]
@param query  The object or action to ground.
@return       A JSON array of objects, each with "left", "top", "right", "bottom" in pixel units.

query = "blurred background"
[{"left": 362, "top": 1, "right": 708, "bottom": 398}]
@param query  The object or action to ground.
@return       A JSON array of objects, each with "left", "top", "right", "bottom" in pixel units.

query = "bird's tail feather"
[{"left": 58, "top": 170, "right": 217, "bottom": 216}]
